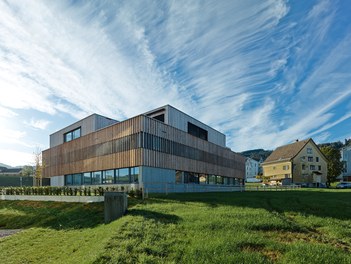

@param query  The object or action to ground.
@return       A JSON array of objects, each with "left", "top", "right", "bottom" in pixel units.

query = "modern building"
[
  {"left": 245, "top": 157, "right": 260, "bottom": 182},
  {"left": 261, "top": 138, "right": 327, "bottom": 186},
  {"left": 42, "top": 105, "right": 245, "bottom": 192},
  {"left": 340, "top": 144, "right": 351, "bottom": 182}
]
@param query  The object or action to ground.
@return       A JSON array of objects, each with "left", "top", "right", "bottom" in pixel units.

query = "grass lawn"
[{"left": 0, "top": 189, "right": 350, "bottom": 263}]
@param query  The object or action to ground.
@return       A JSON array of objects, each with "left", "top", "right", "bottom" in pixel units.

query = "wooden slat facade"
[{"left": 43, "top": 115, "right": 245, "bottom": 179}]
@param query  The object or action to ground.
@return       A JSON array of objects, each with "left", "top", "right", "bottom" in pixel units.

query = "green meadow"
[{"left": 0, "top": 189, "right": 350, "bottom": 263}]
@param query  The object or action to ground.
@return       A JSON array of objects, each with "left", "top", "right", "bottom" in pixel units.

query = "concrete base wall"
[{"left": 0, "top": 195, "right": 104, "bottom": 203}]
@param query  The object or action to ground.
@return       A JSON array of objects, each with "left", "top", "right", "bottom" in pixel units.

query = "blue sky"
[{"left": 1, "top": 0, "right": 351, "bottom": 166}]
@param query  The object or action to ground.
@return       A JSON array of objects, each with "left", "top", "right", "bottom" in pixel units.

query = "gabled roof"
[{"left": 263, "top": 139, "right": 311, "bottom": 164}]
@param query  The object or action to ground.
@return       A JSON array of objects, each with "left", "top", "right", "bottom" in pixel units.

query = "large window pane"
[
  {"left": 64, "top": 132, "right": 72, "bottom": 142},
  {"left": 65, "top": 174, "right": 72, "bottom": 185},
  {"left": 73, "top": 173, "right": 82, "bottom": 185},
  {"left": 176, "top": 171, "right": 182, "bottom": 183},
  {"left": 83, "top": 172, "right": 91, "bottom": 185},
  {"left": 118, "top": 168, "right": 130, "bottom": 183},
  {"left": 92, "top": 171, "right": 102, "bottom": 185},
  {"left": 103, "top": 170, "right": 114, "bottom": 184},
  {"left": 73, "top": 128, "right": 81, "bottom": 139},
  {"left": 216, "top": 176, "right": 224, "bottom": 185},
  {"left": 130, "top": 167, "right": 139, "bottom": 183},
  {"left": 188, "top": 172, "right": 199, "bottom": 184},
  {"left": 208, "top": 175, "right": 216, "bottom": 185}
]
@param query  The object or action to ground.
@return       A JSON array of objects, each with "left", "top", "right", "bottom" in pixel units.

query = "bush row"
[{"left": 0, "top": 186, "right": 143, "bottom": 198}]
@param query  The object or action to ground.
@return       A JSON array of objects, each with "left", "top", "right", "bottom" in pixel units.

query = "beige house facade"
[{"left": 262, "top": 139, "right": 327, "bottom": 186}]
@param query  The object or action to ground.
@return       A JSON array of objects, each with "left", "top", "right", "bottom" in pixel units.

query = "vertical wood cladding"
[{"left": 43, "top": 115, "right": 245, "bottom": 178}]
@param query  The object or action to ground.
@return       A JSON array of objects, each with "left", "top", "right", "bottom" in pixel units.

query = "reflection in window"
[
  {"left": 73, "top": 174, "right": 82, "bottom": 185},
  {"left": 130, "top": 167, "right": 139, "bottom": 183},
  {"left": 64, "top": 127, "right": 81, "bottom": 142},
  {"left": 208, "top": 175, "right": 216, "bottom": 185},
  {"left": 176, "top": 171, "right": 183, "bottom": 183},
  {"left": 92, "top": 171, "right": 102, "bottom": 185},
  {"left": 65, "top": 174, "right": 73, "bottom": 185},
  {"left": 83, "top": 172, "right": 91, "bottom": 185},
  {"left": 103, "top": 170, "right": 114, "bottom": 184},
  {"left": 118, "top": 168, "right": 130, "bottom": 183}
]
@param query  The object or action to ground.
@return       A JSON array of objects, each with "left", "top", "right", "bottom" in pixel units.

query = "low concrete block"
[{"left": 104, "top": 192, "right": 128, "bottom": 224}]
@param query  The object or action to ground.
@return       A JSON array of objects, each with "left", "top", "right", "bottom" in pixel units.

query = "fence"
[{"left": 244, "top": 185, "right": 301, "bottom": 191}]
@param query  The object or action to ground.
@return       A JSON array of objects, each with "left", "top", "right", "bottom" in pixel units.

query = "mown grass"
[{"left": 0, "top": 189, "right": 350, "bottom": 263}]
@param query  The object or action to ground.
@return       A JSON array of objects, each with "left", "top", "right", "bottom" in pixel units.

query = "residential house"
[
  {"left": 262, "top": 138, "right": 327, "bottom": 186},
  {"left": 43, "top": 105, "right": 246, "bottom": 192}
]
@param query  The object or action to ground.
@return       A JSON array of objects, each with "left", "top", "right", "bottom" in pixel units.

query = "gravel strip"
[{"left": 0, "top": 229, "right": 22, "bottom": 238}]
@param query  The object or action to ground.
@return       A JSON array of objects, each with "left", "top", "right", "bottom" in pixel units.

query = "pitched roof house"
[{"left": 262, "top": 138, "right": 327, "bottom": 186}]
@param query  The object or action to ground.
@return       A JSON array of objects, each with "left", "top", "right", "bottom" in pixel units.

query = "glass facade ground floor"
[{"left": 64, "top": 166, "right": 244, "bottom": 187}]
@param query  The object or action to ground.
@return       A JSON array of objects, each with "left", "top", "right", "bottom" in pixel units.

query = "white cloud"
[
  {"left": 0, "top": 149, "right": 33, "bottom": 167},
  {"left": 0, "top": 0, "right": 350, "bottom": 163},
  {"left": 24, "top": 119, "right": 51, "bottom": 130}
]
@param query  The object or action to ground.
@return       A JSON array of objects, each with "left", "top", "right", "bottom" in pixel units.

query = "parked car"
[{"left": 336, "top": 182, "right": 351, "bottom": 189}]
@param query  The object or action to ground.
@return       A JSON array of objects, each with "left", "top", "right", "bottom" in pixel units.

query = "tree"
[
  {"left": 33, "top": 148, "right": 44, "bottom": 186},
  {"left": 320, "top": 146, "right": 343, "bottom": 187},
  {"left": 20, "top": 165, "right": 34, "bottom": 177}
]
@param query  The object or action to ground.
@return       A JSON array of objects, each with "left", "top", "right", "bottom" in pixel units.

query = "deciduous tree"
[{"left": 320, "top": 146, "right": 343, "bottom": 187}]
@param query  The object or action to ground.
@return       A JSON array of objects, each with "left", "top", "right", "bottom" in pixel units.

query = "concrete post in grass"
[{"left": 104, "top": 192, "right": 127, "bottom": 224}]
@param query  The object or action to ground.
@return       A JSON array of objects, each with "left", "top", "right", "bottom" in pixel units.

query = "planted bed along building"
[{"left": 42, "top": 105, "right": 245, "bottom": 192}]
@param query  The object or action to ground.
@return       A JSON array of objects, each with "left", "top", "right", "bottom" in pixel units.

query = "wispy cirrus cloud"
[
  {"left": 0, "top": 0, "right": 351, "bottom": 167},
  {"left": 24, "top": 119, "right": 51, "bottom": 130}
]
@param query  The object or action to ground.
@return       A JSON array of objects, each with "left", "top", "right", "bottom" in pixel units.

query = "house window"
[
  {"left": 64, "top": 127, "right": 81, "bottom": 142},
  {"left": 310, "top": 165, "right": 315, "bottom": 170},
  {"left": 302, "top": 164, "right": 306, "bottom": 170},
  {"left": 316, "top": 157, "right": 319, "bottom": 162},
  {"left": 308, "top": 156, "right": 313, "bottom": 162},
  {"left": 318, "top": 166, "right": 321, "bottom": 171},
  {"left": 283, "top": 165, "right": 289, "bottom": 170},
  {"left": 307, "top": 148, "right": 313, "bottom": 154},
  {"left": 300, "top": 156, "right": 306, "bottom": 161}
]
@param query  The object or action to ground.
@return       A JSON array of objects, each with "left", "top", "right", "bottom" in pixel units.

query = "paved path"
[{"left": 0, "top": 229, "right": 22, "bottom": 238}]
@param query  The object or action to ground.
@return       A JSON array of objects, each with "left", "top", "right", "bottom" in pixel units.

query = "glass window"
[
  {"left": 188, "top": 173, "right": 199, "bottom": 184},
  {"left": 130, "top": 167, "right": 139, "bottom": 183},
  {"left": 92, "top": 171, "right": 102, "bottom": 185},
  {"left": 118, "top": 168, "right": 130, "bottom": 183},
  {"left": 310, "top": 165, "right": 315, "bottom": 170},
  {"left": 73, "top": 128, "right": 81, "bottom": 139},
  {"left": 64, "top": 133, "right": 72, "bottom": 142},
  {"left": 83, "top": 172, "right": 91, "bottom": 185},
  {"left": 72, "top": 174, "right": 82, "bottom": 185},
  {"left": 199, "top": 174, "right": 207, "bottom": 184},
  {"left": 316, "top": 157, "right": 319, "bottom": 162},
  {"left": 208, "top": 175, "right": 216, "bottom": 185},
  {"left": 308, "top": 157, "right": 313, "bottom": 162},
  {"left": 64, "top": 127, "right": 81, "bottom": 142},
  {"left": 183, "top": 172, "right": 189, "bottom": 183},
  {"left": 307, "top": 148, "right": 313, "bottom": 154},
  {"left": 216, "top": 176, "right": 224, "bottom": 184},
  {"left": 65, "top": 174, "right": 73, "bottom": 185},
  {"left": 283, "top": 165, "right": 289, "bottom": 170},
  {"left": 176, "top": 171, "right": 183, "bottom": 183},
  {"left": 302, "top": 164, "right": 306, "bottom": 170},
  {"left": 103, "top": 170, "right": 114, "bottom": 184},
  {"left": 318, "top": 165, "right": 321, "bottom": 171}
]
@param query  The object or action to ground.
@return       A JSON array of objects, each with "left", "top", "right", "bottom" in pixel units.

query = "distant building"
[
  {"left": 245, "top": 158, "right": 260, "bottom": 182},
  {"left": 43, "top": 105, "right": 246, "bottom": 192},
  {"left": 340, "top": 144, "right": 351, "bottom": 182},
  {"left": 262, "top": 138, "right": 327, "bottom": 186}
]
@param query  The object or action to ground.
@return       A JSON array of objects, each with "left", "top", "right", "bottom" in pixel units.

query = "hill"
[{"left": 240, "top": 149, "right": 273, "bottom": 162}]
